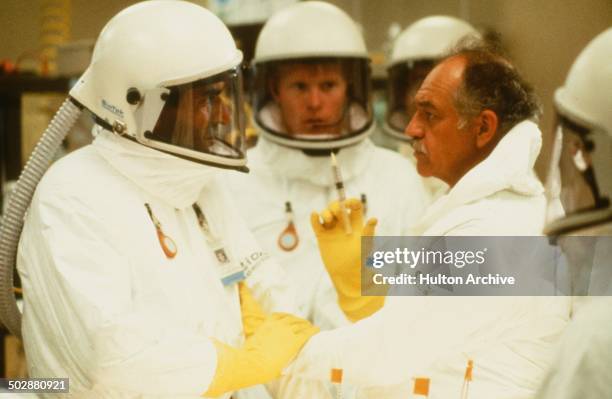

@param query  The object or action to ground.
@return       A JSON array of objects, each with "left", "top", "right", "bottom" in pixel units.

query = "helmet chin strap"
[{"left": 302, "top": 147, "right": 340, "bottom": 157}]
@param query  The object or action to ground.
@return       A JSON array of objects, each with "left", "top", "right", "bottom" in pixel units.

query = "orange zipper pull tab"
[
  {"left": 278, "top": 201, "right": 299, "bottom": 251},
  {"left": 145, "top": 203, "right": 178, "bottom": 259},
  {"left": 157, "top": 228, "right": 177, "bottom": 259}
]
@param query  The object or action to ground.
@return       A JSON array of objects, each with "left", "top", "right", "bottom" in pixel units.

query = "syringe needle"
[{"left": 331, "top": 152, "right": 352, "bottom": 235}]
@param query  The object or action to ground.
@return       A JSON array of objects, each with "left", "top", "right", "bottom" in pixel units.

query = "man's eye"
[
  {"left": 321, "top": 82, "right": 336, "bottom": 91},
  {"left": 206, "top": 89, "right": 222, "bottom": 100},
  {"left": 292, "top": 82, "right": 308, "bottom": 91},
  {"left": 424, "top": 111, "right": 436, "bottom": 121}
]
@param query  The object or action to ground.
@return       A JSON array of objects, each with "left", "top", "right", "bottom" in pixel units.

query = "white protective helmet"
[
  {"left": 70, "top": 0, "right": 248, "bottom": 171},
  {"left": 251, "top": 1, "right": 374, "bottom": 151},
  {"left": 545, "top": 27, "right": 612, "bottom": 236},
  {"left": 384, "top": 16, "right": 480, "bottom": 141}
]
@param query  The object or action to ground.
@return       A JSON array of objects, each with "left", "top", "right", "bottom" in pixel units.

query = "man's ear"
[{"left": 475, "top": 109, "right": 498, "bottom": 148}]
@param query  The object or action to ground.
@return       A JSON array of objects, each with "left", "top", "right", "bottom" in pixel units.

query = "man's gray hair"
[{"left": 446, "top": 37, "right": 542, "bottom": 134}]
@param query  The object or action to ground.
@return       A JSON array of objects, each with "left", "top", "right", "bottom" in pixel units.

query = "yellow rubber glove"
[
  {"left": 238, "top": 282, "right": 266, "bottom": 339},
  {"left": 310, "top": 198, "right": 384, "bottom": 322},
  {"left": 204, "top": 313, "right": 319, "bottom": 397}
]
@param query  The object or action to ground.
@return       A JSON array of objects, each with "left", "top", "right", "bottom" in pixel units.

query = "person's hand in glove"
[
  {"left": 204, "top": 312, "right": 319, "bottom": 397},
  {"left": 310, "top": 198, "right": 384, "bottom": 322}
]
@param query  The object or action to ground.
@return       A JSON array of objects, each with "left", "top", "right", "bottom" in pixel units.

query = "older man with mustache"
[{"left": 284, "top": 39, "right": 571, "bottom": 399}]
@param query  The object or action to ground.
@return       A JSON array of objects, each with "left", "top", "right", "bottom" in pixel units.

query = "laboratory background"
[{"left": 0, "top": 0, "right": 610, "bottom": 385}]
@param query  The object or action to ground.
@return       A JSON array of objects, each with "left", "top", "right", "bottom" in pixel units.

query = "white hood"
[
  {"left": 411, "top": 120, "right": 544, "bottom": 234},
  {"left": 248, "top": 135, "right": 376, "bottom": 187},
  {"left": 93, "top": 128, "right": 217, "bottom": 209}
]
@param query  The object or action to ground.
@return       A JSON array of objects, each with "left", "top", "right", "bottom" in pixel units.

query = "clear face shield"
[
  {"left": 140, "top": 67, "right": 247, "bottom": 170},
  {"left": 251, "top": 57, "right": 373, "bottom": 150},
  {"left": 384, "top": 60, "right": 435, "bottom": 141},
  {"left": 544, "top": 115, "right": 612, "bottom": 296},
  {"left": 546, "top": 115, "right": 612, "bottom": 224}
]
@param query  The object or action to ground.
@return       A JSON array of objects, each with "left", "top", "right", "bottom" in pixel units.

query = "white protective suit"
[
  {"left": 536, "top": 297, "right": 612, "bottom": 399},
  {"left": 17, "top": 129, "right": 297, "bottom": 398},
  {"left": 226, "top": 123, "right": 431, "bottom": 330},
  {"left": 285, "top": 120, "right": 571, "bottom": 398}
]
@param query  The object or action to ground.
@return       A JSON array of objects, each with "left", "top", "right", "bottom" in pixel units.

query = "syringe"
[{"left": 330, "top": 152, "right": 352, "bottom": 235}]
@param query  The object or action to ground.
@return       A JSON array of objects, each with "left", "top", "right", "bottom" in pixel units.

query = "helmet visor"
[
  {"left": 252, "top": 57, "right": 372, "bottom": 149},
  {"left": 143, "top": 68, "right": 246, "bottom": 166},
  {"left": 546, "top": 115, "right": 612, "bottom": 221},
  {"left": 385, "top": 60, "right": 435, "bottom": 141}
]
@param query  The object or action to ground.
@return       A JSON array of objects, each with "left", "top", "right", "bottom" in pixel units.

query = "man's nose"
[
  {"left": 405, "top": 115, "right": 423, "bottom": 139},
  {"left": 210, "top": 98, "right": 231, "bottom": 124},
  {"left": 306, "top": 88, "right": 322, "bottom": 110}
]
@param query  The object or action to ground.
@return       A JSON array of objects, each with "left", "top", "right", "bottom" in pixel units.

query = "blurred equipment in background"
[
  {"left": 207, "top": 0, "right": 298, "bottom": 26},
  {"left": 56, "top": 39, "right": 94, "bottom": 77},
  {"left": 39, "top": 0, "right": 71, "bottom": 76}
]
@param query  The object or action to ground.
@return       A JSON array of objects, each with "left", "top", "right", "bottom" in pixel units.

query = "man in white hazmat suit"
[
  {"left": 16, "top": 2, "right": 319, "bottom": 397},
  {"left": 536, "top": 27, "right": 612, "bottom": 399},
  {"left": 381, "top": 16, "right": 481, "bottom": 198},
  {"left": 226, "top": 1, "right": 431, "bottom": 330},
  {"left": 283, "top": 40, "right": 570, "bottom": 398}
]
